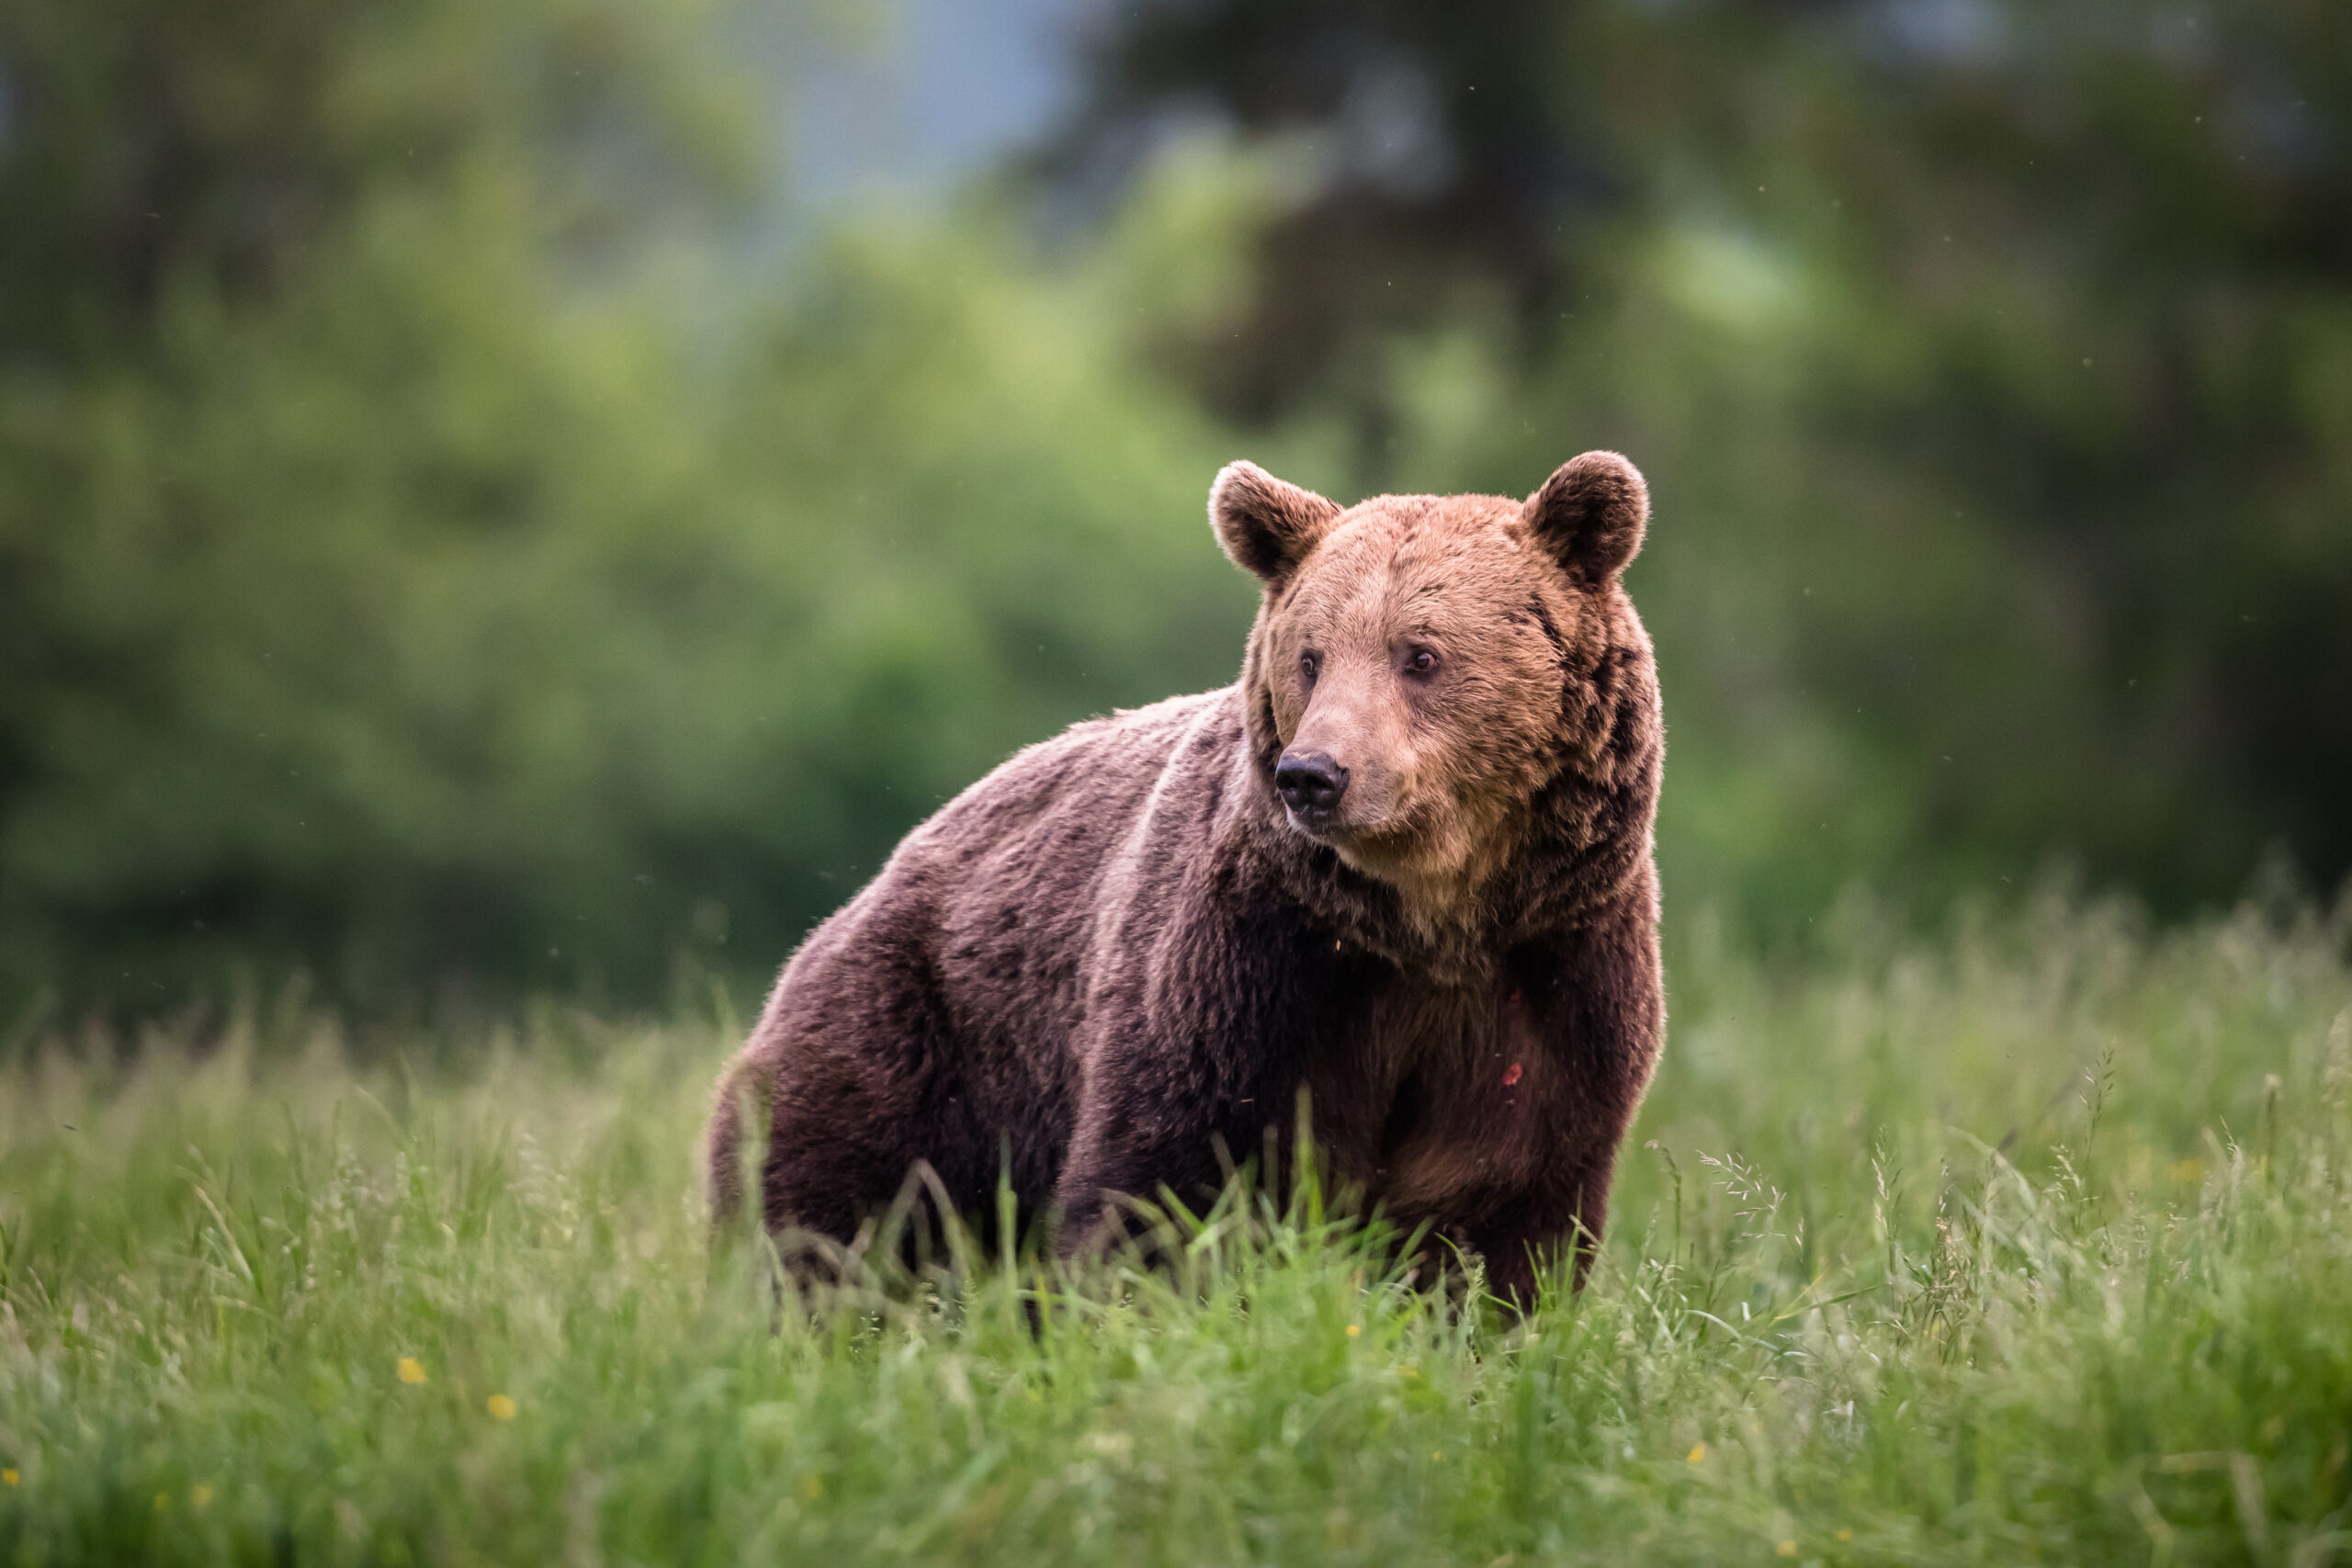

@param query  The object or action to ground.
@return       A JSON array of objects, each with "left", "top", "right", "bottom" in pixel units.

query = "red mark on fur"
[{"left": 1501, "top": 1061, "right": 1523, "bottom": 1088}]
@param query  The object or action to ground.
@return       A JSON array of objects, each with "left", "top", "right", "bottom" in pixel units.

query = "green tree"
[
  {"left": 1054, "top": 0, "right": 2352, "bottom": 920},
  {"left": 0, "top": 0, "right": 1268, "bottom": 1015}
]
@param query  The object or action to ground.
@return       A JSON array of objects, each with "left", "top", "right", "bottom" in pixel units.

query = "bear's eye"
[
  {"left": 1401, "top": 646, "right": 1442, "bottom": 680},
  {"left": 1300, "top": 650, "right": 1321, "bottom": 685}
]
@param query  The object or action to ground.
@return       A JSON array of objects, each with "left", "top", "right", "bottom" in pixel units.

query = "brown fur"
[{"left": 707, "top": 454, "right": 1665, "bottom": 1302}]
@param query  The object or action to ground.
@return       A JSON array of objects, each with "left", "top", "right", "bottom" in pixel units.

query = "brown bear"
[{"left": 707, "top": 452, "right": 1664, "bottom": 1302}]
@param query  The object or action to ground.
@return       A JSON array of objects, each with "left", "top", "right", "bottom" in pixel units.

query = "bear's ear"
[
  {"left": 1522, "top": 451, "right": 1649, "bottom": 586},
  {"left": 1209, "top": 460, "right": 1341, "bottom": 589}
]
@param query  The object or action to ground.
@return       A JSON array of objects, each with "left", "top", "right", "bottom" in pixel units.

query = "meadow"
[{"left": 4, "top": 887, "right": 2350, "bottom": 1566}]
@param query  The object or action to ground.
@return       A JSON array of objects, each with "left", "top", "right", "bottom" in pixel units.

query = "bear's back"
[{"left": 769, "top": 687, "right": 1242, "bottom": 1139}]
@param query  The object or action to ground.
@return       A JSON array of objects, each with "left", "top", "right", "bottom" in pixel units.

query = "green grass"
[{"left": 4, "top": 889, "right": 2350, "bottom": 1565}]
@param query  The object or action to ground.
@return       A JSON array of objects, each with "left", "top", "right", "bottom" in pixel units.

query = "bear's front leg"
[
  {"left": 1461, "top": 1154, "right": 1619, "bottom": 1306},
  {"left": 1051, "top": 879, "right": 1350, "bottom": 1255},
  {"left": 1052, "top": 1052, "right": 1292, "bottom": 1256},
  {"left": 1475, "top": 879, "right": 1664, "bottom": 1304}
]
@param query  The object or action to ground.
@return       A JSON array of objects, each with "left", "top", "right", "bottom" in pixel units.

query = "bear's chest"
[{"left": 1299, "top": 975, "right": 1556, "bottom": 1216}]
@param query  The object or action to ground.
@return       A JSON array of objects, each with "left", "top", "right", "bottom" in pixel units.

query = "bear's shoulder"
[{"left": 899, "top": 687, "right": 1241, "bottom": 859}]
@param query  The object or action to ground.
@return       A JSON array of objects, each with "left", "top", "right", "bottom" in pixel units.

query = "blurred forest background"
[{"left": 2, "top": 0, "right": 2346, "bottom": 1020}]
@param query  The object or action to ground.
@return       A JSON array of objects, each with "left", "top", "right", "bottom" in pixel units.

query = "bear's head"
[{"left": 1212, "top": 454, "right": 1656, "bottom": 929}]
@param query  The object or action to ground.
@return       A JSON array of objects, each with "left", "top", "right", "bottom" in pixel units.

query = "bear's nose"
[{"left": 1274, "top": 750, "right": 1350, "bottom": 817}]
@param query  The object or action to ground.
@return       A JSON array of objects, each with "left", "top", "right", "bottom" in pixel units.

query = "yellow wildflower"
[
  {"left": 1345, "top": 1324, "right": 1361, "bottom": 1337},
  {"left": 1687, "top": 1442, "right": 1707, "bottom": 1464},
  {"left": 1, "top": 1469, "right": 17, "bottom": 1487},
  {"left": 1836, "top": 1528, "right": 1853, "bottom": 1542},
  {"left": 487, "top": 1393, "right": 517, "bottom": 1421},
  {"left": 397, "top": 1357, "right": 427, "bottom": 1385},
  {"left": 192, "top": 1484, "right": 214, "bottom": 1509},
  {"left": 1777, "top": 1540, "right": 1798, "bottom": 1557}
]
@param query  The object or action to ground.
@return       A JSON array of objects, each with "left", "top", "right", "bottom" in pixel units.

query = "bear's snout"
[{"left": 1274, "top": 750, "right": 1350, "bottom": 823}]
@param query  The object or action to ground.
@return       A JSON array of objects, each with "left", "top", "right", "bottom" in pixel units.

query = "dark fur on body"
[{"left": 708, "top": 455, "right": 1664, "bottom": 1302}]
